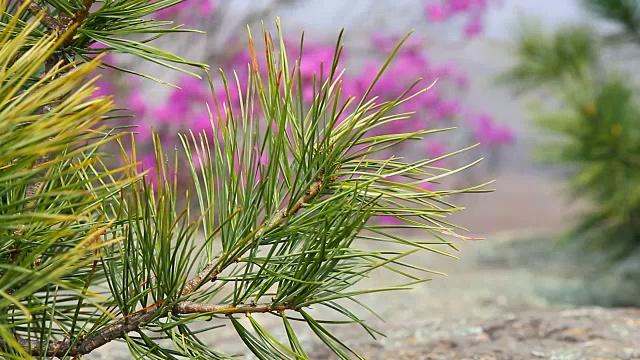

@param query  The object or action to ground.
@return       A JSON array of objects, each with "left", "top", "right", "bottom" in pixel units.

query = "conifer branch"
[
  {"left": 180, "top": 175, "right": 326, "bottom": 297},
  {"left": 174, "top": 301, "right": 294, "bottom": 315},
  {"left": 20, "top": 0, "right": 60, "bottom": 32},
  {"left": 14, "top": 0, "right": 94, "bottom": 234},
  {"left": 1, "top": 301, "right": 296, "bottom": 357},
  {"left": 0, "top": 175, "right": 326, "bottom": 357}
]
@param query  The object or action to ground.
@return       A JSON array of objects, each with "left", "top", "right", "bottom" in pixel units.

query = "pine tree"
[{"left": 0, "top": 1, "right": 486, "bottom": 358}]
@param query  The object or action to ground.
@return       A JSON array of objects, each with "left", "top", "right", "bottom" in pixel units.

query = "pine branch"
[
  {"left": 0, "top": 175, "right": 326, "bottom": 357},
  {"left": 174, "top": 301, "right": 295, "bottom": 315},
  {"left": 19, "top": 0, "right": 60, "bottom": 32},
  {"left": 61, "top": 0, "right": 94, "bottom": 46},
  {"left": 12, "top": 0, "right": 94, "bottom": 233},
  {"left": 180, "top": 175, "right": 326, "bottom": 297},
  {"left": 0, "top": 301, "right": 296, "bottom": 357}
]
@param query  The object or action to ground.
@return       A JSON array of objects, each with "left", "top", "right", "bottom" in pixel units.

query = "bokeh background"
[{"left": 93, "top": 0, "right": 640, "bottom": 357}]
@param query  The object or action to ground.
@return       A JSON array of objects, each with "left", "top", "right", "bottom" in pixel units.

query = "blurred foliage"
[
  {"left": 584, "top": 0, "right": 640, "bottom": 45},
  {"left": 502, "top": 1, "right": 640, "bottom": 260}
]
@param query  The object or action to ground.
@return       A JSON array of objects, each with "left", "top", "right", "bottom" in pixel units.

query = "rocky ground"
[
  {"left": 92, "top": 231, "right": 640, "bottom": 359},
  {"left": 300, "top": 232, "right": 640, "bottom": 360},
  {"left": 311, "top": 307, "right": 640, "bottom": 359}
]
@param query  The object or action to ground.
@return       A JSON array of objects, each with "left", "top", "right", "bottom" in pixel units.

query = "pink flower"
[
  {"left": 470, "top": 0, "right": 488, "bottom": 10},
  {"left": 88, "top": 42, "right": 116, "bottom": 64},
  {"left": 425, "top": 140, "right": 447, "bottom": 167},
  {"left": 432, "top": 100, "right": 462, "bottom": 120},
  {"left": 371, "top": 32, "right": 393, "bottom": 52},
  {"left": 299, "top": 45, "right": 338, "bottom": 82},
  {"left": 200, "top": 0, "right": 215, "bottom": 16},
  {"left": 420, "top": 87, "right": 442, "bottom": 109},
  {"left": 448, "top": 0, "right": 471, "bottom": 13},
  {"left": 258, "top": 151, "right": 268, "bottom": 166},
  {"left": 453, "top": 72, "right": 470, "bottom": 89},
  {"left": 190, "top": 112, "right": 213, "bottom": 133},
  {"left": 471, "top": 113, "right": 515, "bottom": 146},
  {"left": 303, "top": 85, "right": 316, "bottom": 103},
  {"left": 433, "top": 63, "right": 456, "bottom": 78},
  {"left": 192, "top": 151, "right": 207, "bottom": 170},
  {"left": 154, "top": 1, "right": 190, "bottom": 20},
  {"left": 178, "top": 76, "right": 209, "bottom": 102},
  {"left": 90, "top": 78, "right": 114, "bottom": 98},
  {"left": 401, "top": 97, "right": 424, "bottom": 113},
  {"left": 379, "top": 215, "right": 404, "bottom": 226},
  {"left": 464, "top": 17, "right": 483, "bottom": 38},
  {"left": 472, "top": 113, "right": 495, "bottom": 143},
  {"left": 426, "top": 140, "right": 446, "bottom": 158},
  {"left": 135, "top": 124, "right": 153, "bottom": 142},
  {"left": 128, "top": 90, "right": 147, "bottom": 117},
  {"left": 419, "top": 181, "right": 436, "bottom": 191},
  {"left": 426, "top": 3, "right": 448, "bottom": 22},
  {"left": 137, "top": 153, "right": 156, "bottom": 179},
  {"left": 494, "top": 127, "right": 515, "bottom": 144},
  {"left": 154, "top": 105, "right": 183, "bottom": 124}
]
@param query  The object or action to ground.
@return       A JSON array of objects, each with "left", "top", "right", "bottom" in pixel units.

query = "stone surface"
[
  {"left": 307, "top": 307, "right": 640, "bottom": 359},
  {"left": 89, "top": 233, "right": 640, "bottom": 359}
]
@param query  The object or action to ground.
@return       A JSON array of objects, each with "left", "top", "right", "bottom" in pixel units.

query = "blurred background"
[{"left": 94, "top": 0, "right": 640, "bottom": 358}]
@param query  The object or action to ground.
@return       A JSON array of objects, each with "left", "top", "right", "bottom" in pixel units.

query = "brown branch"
[
  {"left": 14, "top": 0, "right": 95, "bottom": 227},
  {"left": 20, "top": 0, "right": 94, "bottom": 45},
  {"left": 173, "top": 301, "right": 294, "bottom": 315},
  {"left": 2, "top": 301, "right": 296, "bottom": 357},
  {"left": 3, "top": 308, "right": 157, "bottom": 357},
  {"left": 180, "top": 175, "right": 325, "bottom": 297},
  {"left": 20, "top": 0, "right": 60, "bottom": 32},
  {"left": 1, "top": 176, "right": 327, "bottom": 357},
  {"left": 60, "top": 0, "right": 94, "bottom": 46}
]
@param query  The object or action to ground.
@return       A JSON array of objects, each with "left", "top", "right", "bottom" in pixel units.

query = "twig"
[
  {"left": 61, "top": 0, "right": 94, "bottom": 46},
  {"left": 1, "top": 175, "right": 327, "bottom": 357},
  {"left": 174, "top": 301, "right": 294, "bottom": 315},
  {"left": 3, "top": 308, "right": 157, "bottom": 357},
  {"left": 1, "top": 301, "right": 295, "bottom": 357},
  {"left": 20, "top": 0, "right": 60, "bottom": 32},
  {"left": 15, "top": 0, "right": 95, "bottom": 229},
  {"left": 180, "top": 175, "right": 325, "bottom": 297}
]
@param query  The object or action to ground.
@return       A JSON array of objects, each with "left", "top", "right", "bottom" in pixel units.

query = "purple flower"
[
  {"left": 178, "top": 76, "right": 209, "bottom": 101},
  {"left": 431, "top": 100, "right": 462, "bottom": 120},
  {"left": 190, "top": 112, "right": 214, "bottom": 134},
  {"left": 88, "top": 41, "right": 116, "bottom": 64},
  {"left": 426, "top": 3, "right": 448, "bottom": 22},
  {"left": 90, "top": 78, "right": 114, "bottom": 98},
  {"left": 154, "top": 105, "right": 184, "bottom": 124},
  {"left": 425, "top": 140, "right": 447, "bottom": 167},
  {"left": 493, "top": 127, "right": 515, "bottom": 144},
  {"left": 371, "top": 32, "right": 393, "bottom": 52},
  {"left": 419, "top": 181, "right": 436, "bottom": 191},
  {"left": 470, "top": 0, "right": 489, "bottom": 10},
  {"left": 379, "top": 215, "right": 404, "bottom": 226},
  {"left": 448, "top": 0, "right": 471, "bottom": 13},
  {"left": 464, "top": 16, "right": 484, "bottom": 38},
  {"left": 127, "top": 90, "right": 147, "bottom": 117},
  {"left": 471, "top": 113, "right": 515, "bottom": 146},
  {"left": 135, "top": 124, "right": 153, "bottom": 142},
  {"left": 453, "top": 72, "right": 470, "bottom": 89},
  {"left": 200, "top": 0, "right": 215, "bottom": 16}
]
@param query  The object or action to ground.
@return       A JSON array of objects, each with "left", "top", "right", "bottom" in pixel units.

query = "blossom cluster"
[
  {"left": 425, "top": 0, "right": 491, "bottom": 38},
  {"left": 93, "top": 0, "right": 514, "bottom": 199}
]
